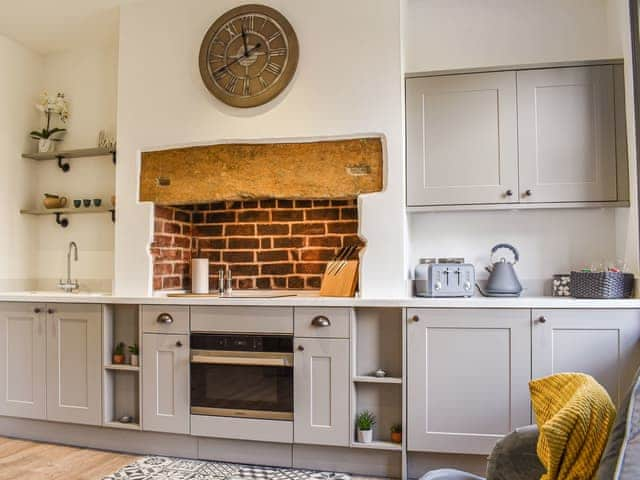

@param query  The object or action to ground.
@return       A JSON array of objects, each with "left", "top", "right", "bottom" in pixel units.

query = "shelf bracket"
[
  {"left": 55, "top": 213, "right": 69, "bottom": 228},
  {"left": 112, "top": 151, "right": 117, "bottom": 164},
  {"left": 56, "top": 156, "right": 70, "bottom": 172},
  {"left": 110, "top": 209, "right": 116, "bottom": 223}
]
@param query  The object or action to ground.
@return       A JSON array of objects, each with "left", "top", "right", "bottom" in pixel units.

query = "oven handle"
[{"left": 191, "top": 353, "right": 293, "bottom": 367}]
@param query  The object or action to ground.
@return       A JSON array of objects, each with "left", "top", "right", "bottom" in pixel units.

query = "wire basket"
[{"left": 570, "top": 271, "right": 634, "bottom": 299}]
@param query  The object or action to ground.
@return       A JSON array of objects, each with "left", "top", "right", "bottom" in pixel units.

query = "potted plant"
[
  {"left": 112, "top": 342, "right": 125, "bottom": 365},
  {"left": 129, "top": 343, "right": 139, "bottom": 367},
  {"left": 390, "top": 423, "right": 402, "bottom": 444},
  {"left": 356, "top": 410, "right": 376, "bottom": 443},
  {"left": 30, "top": 92, "right": 69, "bottom": 153}
]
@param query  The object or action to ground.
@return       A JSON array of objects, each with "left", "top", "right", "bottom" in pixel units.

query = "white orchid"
[{"left": 31, "top": 92, "right": 69, "bottom": 141}]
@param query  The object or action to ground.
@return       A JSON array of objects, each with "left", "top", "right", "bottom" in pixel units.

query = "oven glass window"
[{"left": 191, "top": 363, "right": 293, "bottom": 413}]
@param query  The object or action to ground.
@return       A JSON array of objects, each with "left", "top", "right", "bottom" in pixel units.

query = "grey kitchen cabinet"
[
  {"left": 46, "top": 304, "right": 103, "bottom": 425},
  {"left": 407, "top": 309, "right": 531, "bottom": 455},
  {"left": 406, "top": 63, "right": 626, "bottom": 209},
  {"left": 142, "top": 333, "right": 190, "bottom": 434},
  {"left": 0, "top": 303, "right": 47, "bottom": 420},
  {"left": 532, "top": 309, "right": 640, "bottom": 408},
  {"left": 294, "top": 337, "right": 350, "bottom": 447},
  {"left": 406, "top": 72, "right": 519, "bottom": 206},
  {"left": 517, "top": 66, "right": 617, "bottom": 203}
]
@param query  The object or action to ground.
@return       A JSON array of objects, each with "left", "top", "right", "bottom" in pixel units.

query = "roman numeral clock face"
[{"left": 199, "top": 4, "right": 299, "bottom": 108}]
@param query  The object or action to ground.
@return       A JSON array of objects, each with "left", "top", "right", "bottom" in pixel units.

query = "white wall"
[
  {"left": 405, "top": 0, "right": 621, "bottom": 73},
  {"left": 0, "top": 35, "right": 42, "bottom": 290},
  {"left": 409, "top": 209, "right": 622, "bottom": 293},
  {"left": 27, "top": 46, "right": 118, "bottom": 291},
  {"left": 115, "top": 0, "right": 406, "bottom": 297},
  {"left": 405, "top": 0, "right": 637, "bottom": 288}
]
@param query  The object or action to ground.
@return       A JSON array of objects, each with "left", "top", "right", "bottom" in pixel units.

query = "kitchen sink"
[
  {"left": 166, "top": 290, "right": 300, "bottom": 299},
  {"left": 2, "top": 291, "right": 110, "bottom": 297}
]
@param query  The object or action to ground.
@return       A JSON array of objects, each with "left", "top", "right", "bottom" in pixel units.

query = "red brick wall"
[{"left": 151, "top": 199, "right": 361, "bottom": 291}]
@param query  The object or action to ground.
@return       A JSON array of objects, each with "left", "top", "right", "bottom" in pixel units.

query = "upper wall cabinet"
[
  {"left": 406, "top": 63, "right": 628, "bottom": 210},
  {"left": 406, "top": 72, "right": 519, "bottom": 206},
  {"left": 517, "top": 66, "right": 616, "bottom": 203}
]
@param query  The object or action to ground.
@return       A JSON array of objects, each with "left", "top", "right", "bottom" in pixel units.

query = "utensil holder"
[
  {"left": 570, "top": 271, "right": 634, "bottom": 299},
  {"left": 320, "top": 260, "right": 359, "bottom": 297}
]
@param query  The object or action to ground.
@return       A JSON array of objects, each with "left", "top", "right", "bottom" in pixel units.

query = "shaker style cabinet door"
[
  {"left": 407, "top": 309, "right": 531, "bottom": 455},
  {"left": 0, "top": 303, "right": 47, "bottom": 419},
  {"left": 406, "top": 72, "right": 519, "bottom": 206},
  {"left": 517, "top": 66, "right": 617, "bottom": 203},
  {"left": 142, "top": 333, "right": 190, "bottom": 434},
  {"left": 532, "top": 309, "right": 640, "bottom": 408},
  {"left": 294, "top": 338, "right": 350, "bottom": 446},
  {"left": 46, "top": 304, "right": 102, "bottom": 425}
]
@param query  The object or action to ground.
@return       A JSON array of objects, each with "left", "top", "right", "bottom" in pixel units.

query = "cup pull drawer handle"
[
  {"left": 311, "top": 315, "right": 331, "bottom": 327},
  {"left": 157, "top": 313, "right": 174, "bottom": 324}
]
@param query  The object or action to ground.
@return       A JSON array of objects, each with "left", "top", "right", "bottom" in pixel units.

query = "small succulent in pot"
[
  {"left": 390, "top": 423, "right": 402, "bottom": 444},
  {"left": 112, "top": 342, "right": 126, "bottom": 365},
  {"left": 128, "top": 343, "right": 139, "bottom": 367},
  {"left": 356, "top": 410, "right": 376, "bottom": 443}
]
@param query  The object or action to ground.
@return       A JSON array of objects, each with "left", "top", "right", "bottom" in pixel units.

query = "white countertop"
[{"left": 0, "top": 290, "right": 639, "bottom": 309}]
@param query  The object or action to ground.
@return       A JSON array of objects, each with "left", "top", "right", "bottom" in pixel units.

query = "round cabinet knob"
[
  {"left": 34, "top": 308, "right": 41, "bottom": 314},
  {"left": 297, "top": 345, "right": 305, "bottom": 352},
  {"left": 311, "top": 315, "right": 331, "bottom": 327},
  {"left": 175, "top": 341, "right": 183, "bottom": 347},
  {"left": 505, "top": 189, "right": 513, "bottom": 197},
  {"left": 47, "top": 309, "right": 55, "bottom": 315},
  {"left": 538, "top": 316, "right": 547, "bottom": 324},
  {"left": 157, "top": 313, "right": 174, "bottom": 325},
  {"left": 410, "top": 315, "right": 420, "bottom": 322},
  {"left": 464, "top": 281, "right": 472, "bottom": 291},
  {"left": 434, "top": 281, "right": 442, "bottom": 290},
  {"left": 524, "top": 189, "right": 533, "bottom": 197}
]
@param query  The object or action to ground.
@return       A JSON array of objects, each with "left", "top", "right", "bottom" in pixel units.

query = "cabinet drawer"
[
  {"left": 142, "top": 305, "right": 190, "bottom": 334},
  {"left": 294, "top": 308, "right": 350, "bottom": 338},
  {"left": 191, "top": 306, "right": 293, "bottom": 334}
]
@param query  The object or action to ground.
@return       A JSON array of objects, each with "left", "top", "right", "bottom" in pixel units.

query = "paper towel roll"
[{"left": 191, "top": 258, "right": 209, "bottom": 294}]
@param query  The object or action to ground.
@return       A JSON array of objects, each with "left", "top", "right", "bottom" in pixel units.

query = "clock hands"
[
  {"left": 213, "top": 42, "right": 262, "bottom": 76},
  {"left": 241, "top": 26, "right": 249, "bottom": 56}
]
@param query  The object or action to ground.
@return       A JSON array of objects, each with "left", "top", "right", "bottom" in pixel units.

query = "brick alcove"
[
  {"left": 152, "top": 198, "right": 362, "bottom": 291},
  {"left": 142, "top": 137, "right": 382, "bottom": 292}
]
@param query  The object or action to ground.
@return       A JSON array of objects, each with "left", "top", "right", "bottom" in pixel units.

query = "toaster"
[{"left": 415, "top": 258, "right": 475, "bottom": 297}]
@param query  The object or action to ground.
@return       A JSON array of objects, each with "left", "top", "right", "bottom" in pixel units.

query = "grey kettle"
[{"left": 483, "top": 243, "right": 523, "bottom": 296}]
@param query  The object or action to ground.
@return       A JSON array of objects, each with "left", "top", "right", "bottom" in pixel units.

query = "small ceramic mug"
[
  {"left": 73, "top": 199, "right": 82, "bottom": 208},
  {"left": 83, "top": 199, "right": 91, "bottom": 208},
  {"left": 93, "top": 199, "right": 102, "bottom": 207}
]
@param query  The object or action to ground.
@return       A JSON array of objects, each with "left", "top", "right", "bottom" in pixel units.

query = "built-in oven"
[{"left": 190, "top": 333, "right": 293, "bottom": 421}]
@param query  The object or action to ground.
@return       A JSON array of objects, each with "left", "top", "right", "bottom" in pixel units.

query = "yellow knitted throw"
[{"left": 529, "top": 373, "right": 616, "bottom": 480}]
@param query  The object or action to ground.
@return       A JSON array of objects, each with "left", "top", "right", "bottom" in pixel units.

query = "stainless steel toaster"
[{"left": 415, "top": 258, "right": 475, "bottom": 297}]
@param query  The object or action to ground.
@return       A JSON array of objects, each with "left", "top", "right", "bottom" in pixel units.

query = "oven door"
[{"left": 190, "top": 350, "right": 293, "bottom": 420}]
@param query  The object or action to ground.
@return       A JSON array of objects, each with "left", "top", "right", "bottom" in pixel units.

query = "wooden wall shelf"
[
  {"left": 22, "top": 147, "right": 116, "bottom": 172},
  {"left": 20, "top": 207, "right": 115, "bottom": 227}
]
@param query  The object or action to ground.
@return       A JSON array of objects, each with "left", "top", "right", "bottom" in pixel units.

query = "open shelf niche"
[
  {"left": 103, "top": 305, "right": 141, "bottom": 430},
  {"left": 351, "top": 308, "right": 404, "bottom": 451}
]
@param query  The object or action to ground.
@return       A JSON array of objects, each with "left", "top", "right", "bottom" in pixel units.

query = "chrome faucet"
[{"left": 57, "top": 241, "right": 79, "bottom": 293}]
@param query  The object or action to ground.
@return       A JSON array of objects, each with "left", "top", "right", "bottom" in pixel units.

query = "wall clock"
[{"left": 199, "top": 4, "right": 299, "bottom": 108}]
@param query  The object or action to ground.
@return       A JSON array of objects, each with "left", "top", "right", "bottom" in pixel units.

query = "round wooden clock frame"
[{"left": 199, "top": 4, "right": 299, "bottom": 108}]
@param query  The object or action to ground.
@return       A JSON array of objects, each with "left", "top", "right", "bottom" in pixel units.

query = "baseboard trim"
[{"left": 0, "top": 416, "right": 400, "bottom": 477}]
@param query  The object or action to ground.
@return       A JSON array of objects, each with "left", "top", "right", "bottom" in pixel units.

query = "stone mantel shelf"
[{"left": 0, "top": 291, "right": 639, "bottom": 309}]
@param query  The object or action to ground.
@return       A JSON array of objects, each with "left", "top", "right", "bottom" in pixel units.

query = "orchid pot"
[{"left": 38, "top": 138, "right": 56, "bottom": 153}]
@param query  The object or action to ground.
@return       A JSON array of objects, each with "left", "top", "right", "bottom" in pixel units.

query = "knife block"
[{"left": 320, "top": 260, "right": 359, "bottom": 297}]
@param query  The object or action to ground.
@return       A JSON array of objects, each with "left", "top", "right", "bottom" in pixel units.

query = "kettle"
[{"left": 484, "top": 243, "right": 523, "bottom": 296}]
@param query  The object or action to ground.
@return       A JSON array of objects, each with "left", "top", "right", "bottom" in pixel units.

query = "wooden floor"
[
  {"left": 0, "top": 437, "right": 385, "bottom": 479},
  {"left": 0, "top": 437, "right": 138, "bottom": 480}
]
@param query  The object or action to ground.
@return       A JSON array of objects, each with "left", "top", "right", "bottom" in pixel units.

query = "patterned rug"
[{"left": 103, "top": 456, "right": 352, "bottom": 480}]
